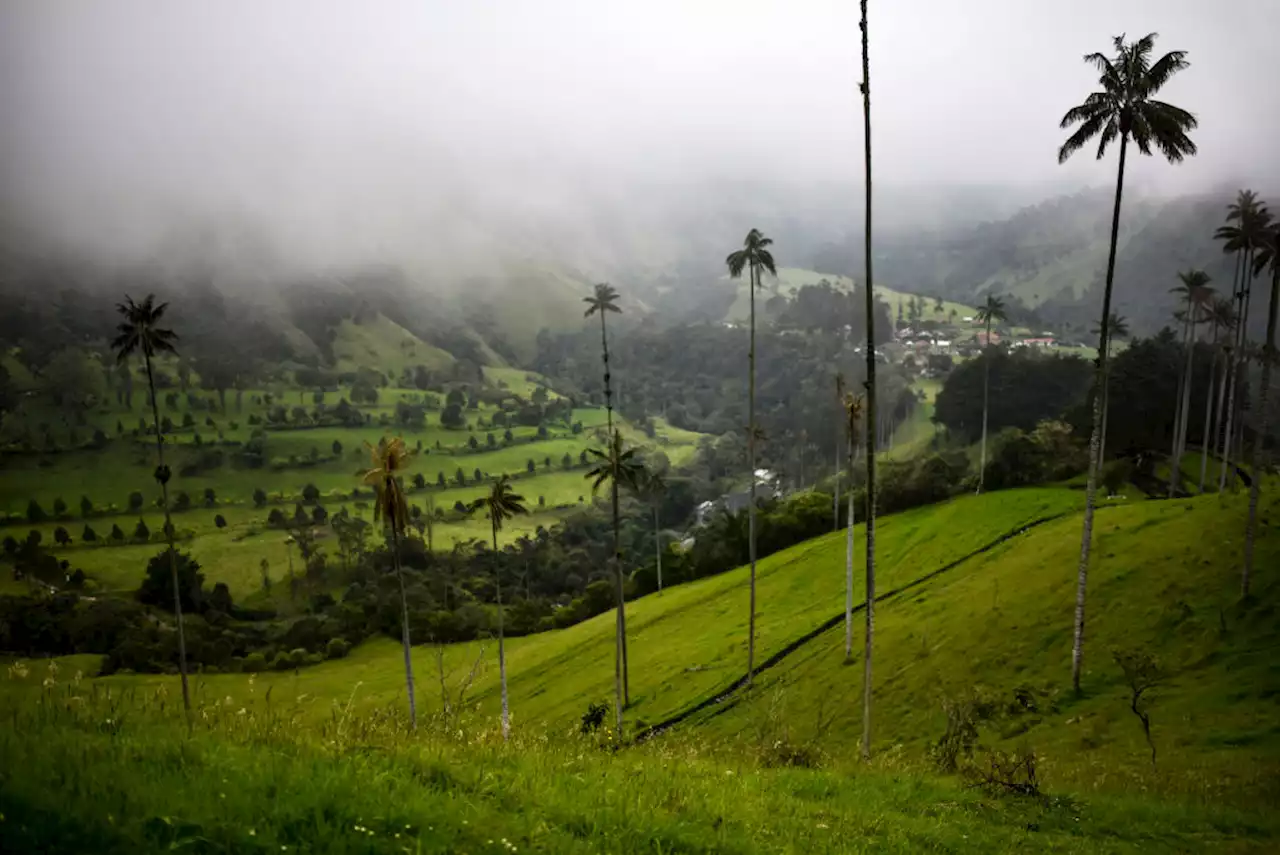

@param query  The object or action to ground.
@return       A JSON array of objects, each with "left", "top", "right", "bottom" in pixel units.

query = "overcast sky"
[{"left": 2, "top": 0, "right": 1277, "bottom": 268}]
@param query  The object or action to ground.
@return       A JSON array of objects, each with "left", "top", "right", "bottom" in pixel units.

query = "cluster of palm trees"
[{"left": 1060, "top": 31, "right": 1277, "bottom": 694}]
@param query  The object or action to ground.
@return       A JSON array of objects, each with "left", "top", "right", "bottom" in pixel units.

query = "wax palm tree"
[
  {"left": 842, "top": 392, "right": 864, "bottom": 661},
  {"left": 362, "top": 436, "right": 417, "bottom": 729},
  {"left": 1058, "top": 31, "right": 1197, "bottom": 695},
  {"left": 639, "top": 468, "right": 668, "bottom": 594},
  {"left": 725, "top": 227, "right": 777, "bottom": 686},
  {"left": 585, "top": 430, "right": 644, "bottom": 731},
  {"left": 1168, "top": 270, "right": 1213, "bottom": 496},
  {"left": 975, "top": 295, "right": 1008, "bottom": 493},
  {"left": 857, "top": 0, "right": 878, "bottom": 761},
  {"left": 113, "top": 295, "right": 189, "bottom": 716},
  {"left": 1094, "top": 313, "right": 1129, "bottom": 466},
  {"left": 583, "top": 283, "right": 622, "bottom": 442},
  {"left": 1214, "top": 194, "right": 1273, "bottom": 491},
  {"left": 1243, "top": 223, "right": 1280, "bottom": 598},
  {"left": 467, "top": 475, "right": 528, "bottom": 739},
  {"left": 1202, "top": 297, "right": 1237, "bottom": 492}
]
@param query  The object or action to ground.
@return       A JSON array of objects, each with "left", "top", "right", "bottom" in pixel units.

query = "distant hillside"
[{"left": 813, "top": 188, "right": 1275, "bottom": 337}]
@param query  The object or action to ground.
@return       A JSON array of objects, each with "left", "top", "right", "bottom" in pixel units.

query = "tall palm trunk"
[
  {"left": 653, "top": 502, "right": 663, "bottom": 595},
  {"left": 977, "top": 316, "right": 992, "bottom": 494},
  {"left": 1200, "top": 327, "right": 1220, "bottom": 493},
  {"left": 858, "top": 0, "right": 877, "bottom": 761},
  {"left": 144, "top": 355, "right": 190, "bottom": 717},
  {"left": 492, "top": 525, "right": 509, "bottom": 739},
  {"left": 844, "top": 434, "right": 855, "bottom": 659},
  {"left": 1169, "top": 313, "right": 1195, "bottom": 496},
  {"left": 1221, "top": 264, "right": 1250, "bottom": 492},
  {"left": 746, "top": 260, "right": 759, "bottom": 686},
  {"left": 598, "top": 311, "right": 629, "bottom": 710},
  {"left": 391, "top": 525, "right": 417, "bottom": 729},
  {"left": 1073, "top": 132, "right": 1127, "bottom": 697},
  {"left": 1243, "top": 268, "right": 1277, "bottom": 598},
  {"left": 1235, "top": 272, "right": 1257, "bottom": 489},
  {"left": 1098, "top": 340, "right": 1112, "bottom": 467}
]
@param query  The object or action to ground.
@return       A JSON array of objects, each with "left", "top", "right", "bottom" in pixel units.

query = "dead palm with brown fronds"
[
  {"left": 363, "top": 436, "right": 418, "bottom": 729},
  {"left": 113, "top": 295, "right": 189, "bottom": 716}
]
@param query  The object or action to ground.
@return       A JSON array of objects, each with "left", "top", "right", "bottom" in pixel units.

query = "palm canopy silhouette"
[
  {"left": 363, "top": 437, "right": 413, "bottom": 532},
  {"left": 113, "top": 294, "right": 178, "bottom": 363},
  {"left": 467, "top": 475, "right": 528, "bottom": 531},
  {"left": 725, "top": 228, "right": 778, "bottom": 282},
  {"left": 1057, "top": 33, "right": 1197, "bottom": 165},
  {"left": 583, "top": 282, "right": 621, "bottom": 319},
  {"left": 585, "top": 430, "right": 644, "bottom": 494}
]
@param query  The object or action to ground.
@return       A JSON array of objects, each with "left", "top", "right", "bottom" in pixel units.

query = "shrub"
[
  {"left": 241, "top": 652, "right": 267, "bottom": 672},
  {"left": 80, "top": 496, "right": 94, "bottom": 518},
  {"left": 53, "top": 526, "right": 71, "bottom": 547},
  {"left": 267, "top": 508, "right": 286, "bottom": 527},
  {"left": 580, "top": 701, "right": 609, "bottom": 734},
  {"left": 137, "top": 549, "right": 205, "bottom": 613},
  {"left": 214, "top": 514, "right": 227, "bottom": 529},
  {"left": 110, "top": 524, "right": 125, "bottom": 542},
  {"left": 26, "top": 500, "right": 46, "bottom": 523},
  {"left": 133, "top": 520, "right": 150, "bottom": 542},
  {"left": 203, "top": 488, "right": 217, "bottom": 507},
  {"left": 325, "top": 638, "right": 352, "bottom": 660},
  {"left": 127, "top": 492, "right": 144, "bottom": 512},
  {"left": 302, "top": 483, "right": 320, "bottom": 503},
  {"left": 253, "top": 488, "right": 268, "bottom": 508},
  {"left": 82, "top": 525, "right": 97, "bottom": 542},
  {"left": 173, "top": 491, "right": 191, "bottom": 511}
]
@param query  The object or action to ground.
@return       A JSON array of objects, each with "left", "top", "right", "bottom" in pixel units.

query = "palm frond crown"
[
  {"left": 362, "top": 437, "right": 413, "bottom": 532},
  {"left": 583, "top": 283, "right": 622, "bottom": 318},
  {"left": 975, "top": 295, "right": 1007, "bottom": 324},
  {"left": 584, "top": 430, "right": 644, "bottom": 494},
  {"left": 112, "top": 294, "right": 179, "bottom": 363},
  {"left": 467, "top": 475, "right": 528, "bottom": 531},
  {"left": 1058, "top": 32, "right": 1197, "bottom": 165},
  {"left": 725, "top": 228, "right": 778, "bottom": 283}
]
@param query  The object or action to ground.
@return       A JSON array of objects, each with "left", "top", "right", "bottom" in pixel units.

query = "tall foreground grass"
[{"left": 2, "top": 663, "right": 1276, "bottom": 854}]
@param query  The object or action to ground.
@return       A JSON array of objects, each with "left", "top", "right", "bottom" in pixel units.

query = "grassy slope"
[
  {"left": 7, "top": 688, "right": 1275, "bottom": 855},
  {"left": 723, "top": 267, "right": 977, "bottom": 324},
  {"left": 98, "top": 489, "right": 1087, "bottom": 727},
  {"left": 331, "top": 314, "right": 455, "bottom": 377},
  {"left": 694, "top": 491, "right": 1278, "bottom": 801}
]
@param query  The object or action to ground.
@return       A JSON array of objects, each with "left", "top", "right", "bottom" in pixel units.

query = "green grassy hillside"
[
  {"left": 724, "top": 267, "right": 977, "bottom": 323},
  {"left": 93, "top": 489, "right": 1087, "bottom": 723}
]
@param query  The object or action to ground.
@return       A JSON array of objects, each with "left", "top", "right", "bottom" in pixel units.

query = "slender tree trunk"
[
  {"left": 1235, "top": 266, "right": 1257, "bottom": 489},
  {"left": 1200, "top": 331, "right": 1219, "bottom": 493},
  {"left": 599, "top": 311, "right": 629, "bottom": 712},
  {"left": 1170, "top": 314, "right": 1195, "bottom": 496},
  {"left": 389, "top": 524, "right": 417, "bottom": 730},
  {"left": 1223, "top": 255, "right": 1254, "bottom": 490},
  {"left": 978, "top": 317, "right": 991, "bottom": 493},
  {"left": 746, "top": 261, "right": 759, "bottom": 686},
  {"left": 1073, "top": 132, "right": 1127, "bottom": 697},
  {"left": 612, "top": 465, "right": 629, "bottom": 709},
  {"left": 858, "top": 0, "right": 877, "bottom": 761},
  {"left": 1243, "top": 269, "right": 1277, "bottom": 599},
  {"left": 492, "top": 526, "right": 509, "bottom": 739},
  {"left": 1098, "top": 341, "right": 1111, "bottom": 468},
  {"left": 1216, "top": 254, "right": 1244, "bottom": 488},
  {"left": 653, "top": 502, "right": 663, "bottom": 594},
  {"left": 844, "top": 432, "right": 855, "bottom": 659},
  {"left": 144, "top": 356, "right": 190, "bottom": 718},
  {"left": 1169, "top": 313, "right": 1189, "bottom": 491}
]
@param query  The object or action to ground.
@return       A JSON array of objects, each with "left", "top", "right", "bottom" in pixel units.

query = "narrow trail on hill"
[{"left": 634, "top": 510, "right": 1077, "bottom": 742}]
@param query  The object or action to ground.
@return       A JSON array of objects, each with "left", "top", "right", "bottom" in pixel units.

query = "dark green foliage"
[
  {"left": 110, "top": 524, "right": 125, "bottom": 542},
  {"left": 302, "top": 483, "right": 320, "bottom": 503},
  {"left": 469, "top": 435, "right": 479, "bottom": 450},
  {"left": 440, "top": 402, "right": 465, "bottom": 429},
  {"left": 312, "top": 505, "right": 328, "bottom": 525},
  {"left": 413, "top": 473, "right": 426, "bottom": 489},
  {"left": 253, "top": 488, "right": 268, "bottom": 508},
  {"left": 436, "top": 472, "right": 446, "bottom": 488},
  {"left": 53, "top": 527, "right": 71, "bottom": 547},
  {"left": 137, "top": 549, "right": 205, "bottom": 614},
  {"left": 82, "top": 525, "right": 97, "bottom": 542},
  {"left": 504, "top": 428, "right": 514, "bottom": 443},
  {"left": 980, "top": 422, "right": 1089, "bottom": 491},
  {"left": 332, "top": 439, "right": 343, "bottom": 456},
  {"left": 173, "top": 491, "right": 191, "bottom": 511},
  {"left": 214, "top": 515, "right": 227, "bottom": 529},
  {"left": 203, "top": 487, "right": 216, "bottom": 507},
  {"left": 133, "top": 520, "right": 150, "bottom": 542},
  {"left": 935, "top": 351, "right": 1091, "bottom": 441},
  {"left": 526, "top": 459, "right": 536, "bottom": 473},
  {"left": 26, "top": 500, "right": 46, "bottom": 523},
  {"left": 267, "top": 508, "right": 286, "bottom": 527},
  {"left": 127, "top": 491, "right": 144, "bottom": 512}
]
